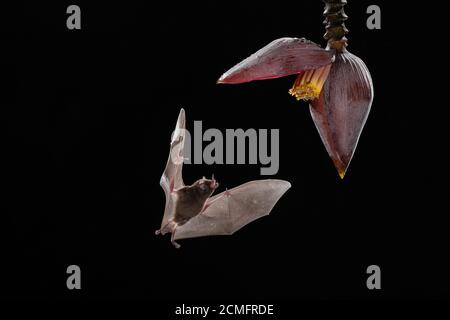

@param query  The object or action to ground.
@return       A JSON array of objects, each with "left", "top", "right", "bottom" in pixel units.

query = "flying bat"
[{"left": 155, "top": 109, "right": 291, "bottom": 248}]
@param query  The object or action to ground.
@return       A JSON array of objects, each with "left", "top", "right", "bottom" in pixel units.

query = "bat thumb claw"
[{"left": 155, "top": 229, "right": 161, "bottom": 235}]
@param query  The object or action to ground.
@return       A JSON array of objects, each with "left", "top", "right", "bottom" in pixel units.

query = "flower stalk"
[{"left": 323, "top": 0, "right": 349, "bottom": 50}]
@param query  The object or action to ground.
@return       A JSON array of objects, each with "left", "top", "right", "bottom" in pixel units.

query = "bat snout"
[
  {"left": 210, "top": 174, "right": 219, "bottom": 190},
  {"left": 208, "top": 179, "right": 218, "bottom": 190}
]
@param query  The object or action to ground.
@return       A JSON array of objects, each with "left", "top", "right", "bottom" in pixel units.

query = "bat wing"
[
  {"left": 160, "top": 108, "right": 186, "bottom": 228},
  {"left": 174, "top": 179, "right": 291, "bottom": 240}
]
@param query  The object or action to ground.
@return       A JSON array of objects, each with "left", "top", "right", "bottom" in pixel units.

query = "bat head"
[{"left": 194, "top": 176, "right": 219, "bottom": 197}]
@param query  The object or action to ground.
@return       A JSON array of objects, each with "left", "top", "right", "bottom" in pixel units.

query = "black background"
[{"left": 2, "top": 0, "right": 448, "bottom": 308}]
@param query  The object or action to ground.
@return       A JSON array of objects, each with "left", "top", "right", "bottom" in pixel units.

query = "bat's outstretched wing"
[
  {"left": 174, "top": 179, "right": 291, "bottom": 240},
  {"left": 160, "top": 108, "right": 186, "bottom": 229}
]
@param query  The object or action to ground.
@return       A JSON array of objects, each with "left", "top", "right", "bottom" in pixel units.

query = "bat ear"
[
  {"left": 202, "top": 176, "right": 206, "bottom": 180},
  {"left": 212, "top": 174, "right": 215, "bottom": 180}
]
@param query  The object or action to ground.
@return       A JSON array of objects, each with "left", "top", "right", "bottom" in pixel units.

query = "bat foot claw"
[
  {"left": 155, "top": 229, "right": 161, "bottom": 235},
  {"left": 171, "top": 241, "right": 181, "bottom": 249}
]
